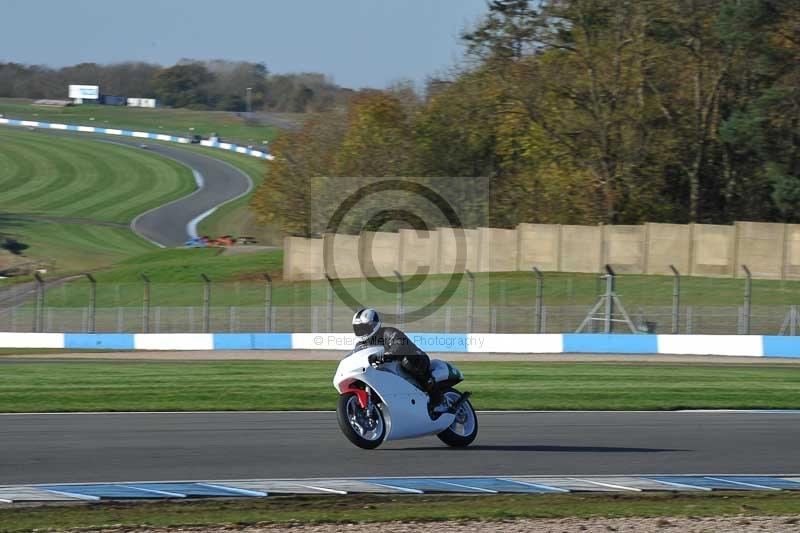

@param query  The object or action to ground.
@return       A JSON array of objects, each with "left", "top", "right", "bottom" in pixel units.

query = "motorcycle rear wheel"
[
  {"left": 436, "top": 388, "right": 478, "bottom": 447},
  {"left": 337, "top": 392, "right": 386, "bottom": 449}
]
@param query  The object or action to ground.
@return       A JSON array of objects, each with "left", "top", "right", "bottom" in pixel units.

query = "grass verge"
[
  {"left": 0, "top": 218, "right": 155, "bottom": 274},
  {"left": 0, "top": 99, "right": 278, "bottom": 145},
  {"left": 26, "top": 252, "right": 800, "bottom": 310},
  {"left": 0, "top": 129, "right": 194, "bottom": 224},
  {"left": 1, "top": 492, "right": 799, "bottom": 531},
  {"left": 0, "top": 361, "right": 798, "bottom": 412}
]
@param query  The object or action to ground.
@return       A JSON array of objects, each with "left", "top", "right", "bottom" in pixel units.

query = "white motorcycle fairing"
[{"left": 333, "top": 346, "right": 456, "bottom": 441}]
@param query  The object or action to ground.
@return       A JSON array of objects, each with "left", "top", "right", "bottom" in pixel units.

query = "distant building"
[
  {"left": 100, "top": 95, "right": 126, "bottom": 106},
  {"left": 127, "top": 97, "right": 159, "bottom": 108},
  {"left": 68, "top": 84, "right": 99, "bottom": 104}
]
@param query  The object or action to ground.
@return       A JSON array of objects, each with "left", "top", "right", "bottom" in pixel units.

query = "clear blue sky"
[{"left": 1, "top": 0, "right": 489, "bottom": 89}]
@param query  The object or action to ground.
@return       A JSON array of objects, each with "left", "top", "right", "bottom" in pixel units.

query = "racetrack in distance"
[{"left": 111, "top": 140, "right": 253, "bottom": 247}]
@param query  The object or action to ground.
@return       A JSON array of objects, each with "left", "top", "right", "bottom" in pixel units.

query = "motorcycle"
[{"left": 333, "top": 344, "right": 478, "bottom": 449}]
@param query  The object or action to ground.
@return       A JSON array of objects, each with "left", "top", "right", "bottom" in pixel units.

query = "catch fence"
[{"left": 3, "top": 264, "right": 800, "bottom": 336}]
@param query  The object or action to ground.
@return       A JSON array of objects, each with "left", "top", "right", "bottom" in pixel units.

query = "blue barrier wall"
[{"left": 4, "top": 332, "right": 800, "bottom": 357}]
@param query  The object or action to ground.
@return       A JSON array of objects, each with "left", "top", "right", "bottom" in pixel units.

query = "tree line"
[
  {"left": 0, "top": 59, "right": 353, "bottom": 113},
  {"left": 252, "top": 0, "right": 800, "bottom": 233}
]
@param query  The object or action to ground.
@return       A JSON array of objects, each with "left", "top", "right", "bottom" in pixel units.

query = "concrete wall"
[
  {"left": 517, "top": 223, "right": 560, "bottom": 271},
  {"left": 359, "top": 231, "right": 399, "bottom": 278},
  {"left": 560, "top": 225, "right": 602, "bottom": 273},
  {"left": 398, "top": 229, "right": 435, "bottom": 276},
  {"left": 283, "top": 236, "right": 324, "bottom": 281},
  {"left": 322, "top": 233, "right": 361, "bottom": 279},
  {"left": 785, "top": 225, "right": 800, "bottom": 280},
  {"left": 283, "top": 221, "right": 800, "bottom": 281},
  {"left": 691, "top": 224, "right": 735, "bottom": 277},
  {"left": 646, "top": 223, "right": 691, "bottom": 275},
  {"left": 476, "top": 227, "right": 518, "bottom": 273},
  {"left": 604, "top": 225, "right": 646, "bottom": 274},
  {"left": 432, "top": 227, "right": 478, "bottom": 275},
  {"left": 734, "top": 221, "right": 785, "bottom": 279}
]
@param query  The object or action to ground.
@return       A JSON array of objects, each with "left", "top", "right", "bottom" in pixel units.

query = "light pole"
[{"left": 246, "top": 87, "right": 252, "bottom": 113}]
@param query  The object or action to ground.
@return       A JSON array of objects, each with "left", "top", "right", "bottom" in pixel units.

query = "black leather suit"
[{"left": 356, "top": 327, "right": 431, "bottom": 388}]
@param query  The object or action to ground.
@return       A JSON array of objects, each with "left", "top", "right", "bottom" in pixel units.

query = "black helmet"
[{"left": 352, "top": 308, "right": 381, "bottom": 341}]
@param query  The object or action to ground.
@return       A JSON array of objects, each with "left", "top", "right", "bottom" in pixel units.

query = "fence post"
[
  {"left": 394, "top": 270, "right": 404, "bottom": 329},
  {"left": 324, "top": 273, "right": 334, "bottom": 332},
  {"left": 792, "top": 305, "right": 798, "bottom": 337},
  {"left": 533, "top": 267, "right": 543, "bottom": 333},
  {"left": 84, "top": 273, "right": 96, "bottom": 333},
  {"left": 669, "top": 265, "right": 680, "bottom": 334},
  {"left": 33, "top": 272, "right": 45, "bottom": 333},
  {"left": 263, "top": 273, "right": 273, "bottom": 332},
  {"left": 604, "top": 265, "right": 615, "bottom": 333},
  {"left": 742, "top": 264, "right": 752, "bottom": 335},
  {"left": 200, "top": 273, "right": 211, "bottom": 333},
  {"left": 139, "top": 273, "right": 150, "bottom": 333},
  {"left": 465, "top": 269, "right": 475, "bottom": 333}
]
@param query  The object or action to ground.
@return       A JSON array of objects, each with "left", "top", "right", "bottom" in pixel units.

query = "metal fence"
[{"left": 2, "top": 265, "right": 800, "bottom": 335}]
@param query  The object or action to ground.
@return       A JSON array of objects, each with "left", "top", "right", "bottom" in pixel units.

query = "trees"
[
  {"left": 151, "top": 63, "right": 214, "bottom": 108},
  {"left": 247, "top": 0, "right": 800, "bottom": 231},
  {"left": 0, "top": 60, "right": 351, "bottom": 113}
]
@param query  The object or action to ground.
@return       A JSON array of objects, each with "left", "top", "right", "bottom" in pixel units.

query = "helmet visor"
[{"left": 353, "top": 321, "right": 377, "bottom": 339}]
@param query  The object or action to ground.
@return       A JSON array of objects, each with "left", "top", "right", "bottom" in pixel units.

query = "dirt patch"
[{"left": 83, "top": 516, "right": 800, "bottom": 532}]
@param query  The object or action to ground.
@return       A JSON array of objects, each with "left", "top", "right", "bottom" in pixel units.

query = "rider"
[{"left": 352, "top": 308, "right": 441, "bottom": 406}]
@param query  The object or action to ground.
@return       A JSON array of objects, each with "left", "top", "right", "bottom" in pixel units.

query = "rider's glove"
[{"left": 368, "top": 352, "right": 385, "bottom": 366}]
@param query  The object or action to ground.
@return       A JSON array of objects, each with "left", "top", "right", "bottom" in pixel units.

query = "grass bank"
[
  {"left": 1, "top": 492, "right": 799, "bottom": 531},
  {"left": 0, "top": 129, "right": 194, "bottom": 224},
  {"left": 33, "top": 253, "right": 800, "bottom": 310},
  {"left": 0, "top": 129, "right": 204, "bottom": 273},
  {"left": 0, "top": 361, "right": 797, "bottom": 412}
]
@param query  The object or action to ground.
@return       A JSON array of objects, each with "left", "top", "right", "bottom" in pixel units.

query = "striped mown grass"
[{"left": 0, "top": 129, "right": 195, "bottom": 223}]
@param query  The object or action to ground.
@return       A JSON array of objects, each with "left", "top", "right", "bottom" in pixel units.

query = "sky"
[{"left": 1, "top": 0, "right": 489, "bottom": 89}]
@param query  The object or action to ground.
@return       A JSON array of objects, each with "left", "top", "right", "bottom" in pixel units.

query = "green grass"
[
  {"left": 32, "top": 247, "right": 282, "bottom": 306},
  {"left": 0, "top": 361, "right": 798, "bottom": 412},
  {"left": 32, "top": 253, "right": 800, "bottom": 312},
  {"left": 100, "top": 247, "right": 282, "bottom": 282},
  {"left": 0, "top": 98, "right": 278, "bottom": 145},
  {"left": 0, "top": 129, "right": 205, "bottom": 274},
  {"left": 0, "top": 218, "right": 154, "bottom": 273},
  {"left": 1, "top": 492, "right": 799, "bottom": 531},
  {"left": 0, "top": 129, "right": 195, "bottom": 224}
]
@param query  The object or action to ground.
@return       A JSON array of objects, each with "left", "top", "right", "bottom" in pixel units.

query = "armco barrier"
[
  {"left": 1, "top": 332, "right": 799, "bottom": 357},
  {"left": 0, "top": 117, "right": 273, "bottom": 160}
]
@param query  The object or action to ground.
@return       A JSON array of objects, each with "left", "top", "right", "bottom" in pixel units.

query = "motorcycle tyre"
[
  {"left": 337, "top": 392, "right": 386, "bottom": 449},
  {"left": 436, "top": 388, "right": 478, "bottom": 447}
]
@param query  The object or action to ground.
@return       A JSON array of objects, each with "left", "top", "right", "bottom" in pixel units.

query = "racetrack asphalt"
[
  {"left": 1, "top": 411, "right": 798, "bottom": 484},
  {"left": 123, "top": 141, "right": 252, "bottom": 247}
]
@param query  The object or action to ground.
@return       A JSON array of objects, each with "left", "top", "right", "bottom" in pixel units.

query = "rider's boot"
[{"left": 424, "top": 377, "right": 446, "bottom": 417}]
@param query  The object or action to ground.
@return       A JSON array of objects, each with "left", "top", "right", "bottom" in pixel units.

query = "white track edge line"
[{"left": 570, "top": 478, "right": 642, "bottom": 492}]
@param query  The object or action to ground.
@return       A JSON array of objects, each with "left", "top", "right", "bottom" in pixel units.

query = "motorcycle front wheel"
[
  {"left": 337, "top": 392, "right": 386, "bottom": 449},
  {"left": 436, "top": 388, "right": 478, "bottom": 447}
]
